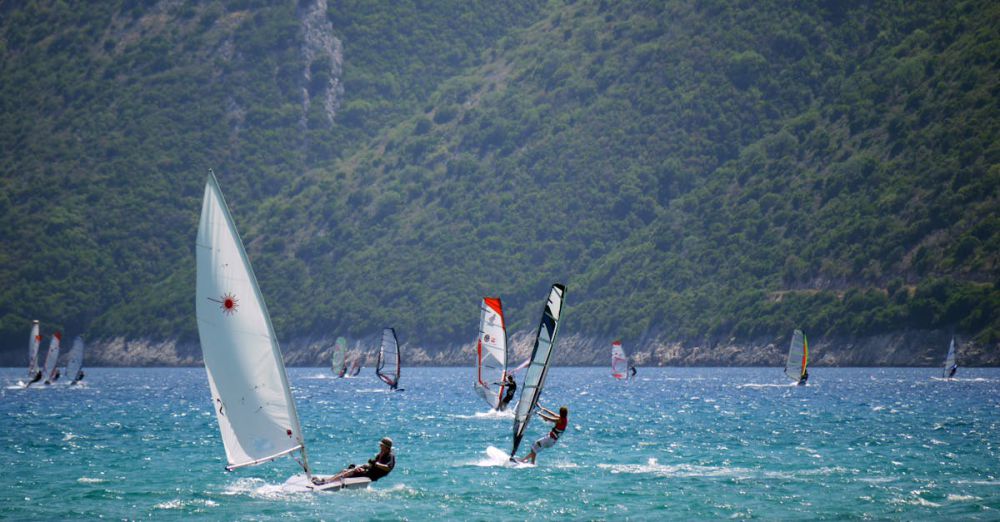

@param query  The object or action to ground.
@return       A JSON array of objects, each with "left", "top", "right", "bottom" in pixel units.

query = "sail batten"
[
  {"left": 475, "top": 297, "right": 508, "bottom": 409},
  {"left": 196, "top": 171, "right": 307, "bottom": 472},
  {"left": 511, "top": 284, "right": 566, "bottom": 458}
]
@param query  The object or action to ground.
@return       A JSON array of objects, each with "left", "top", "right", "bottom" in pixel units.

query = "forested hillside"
[{"left": 0, "top": 0, "right": 996, "bottom": 364}]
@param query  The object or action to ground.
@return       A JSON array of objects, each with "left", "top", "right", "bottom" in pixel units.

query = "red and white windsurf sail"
[
  {"left": 611, "top": 340, "right": 628, "bottom": 379},
  {"left": 474, "top": 297, "right": 508, "bottom": 410}
]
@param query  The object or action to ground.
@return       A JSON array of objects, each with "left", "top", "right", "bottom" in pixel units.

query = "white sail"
[
  {"left": 66, "top": 336, "right": 85, "bottom": 382},
  {"left": 42, "top": 332, "right": 62, "bottom": 383},
  {"left": 784, "top": 329, "right": 808, "bottom": 382},
  {"left": 376, "top": 328, "right": 400, "bottom": 389},
  {"left": 332, "top": 337, "right": 348, "bottom": 377},
  {"left": 943, "top": 337, "right": 957, "bottom": 378},
  {"left": 475, "top": 297, "right": 508, "bottom": 409},
  {"left": 511, "top": 283, "right": 566, "bottom": 458},
  {"left": 611, "top": 340, "right": 628, "bottom": 379},
  {"left": 28, "top": 320, "right": 41, "bottom": 378},
  {"left": 196, "top": 171, "right": 308, "bottom": 472}
]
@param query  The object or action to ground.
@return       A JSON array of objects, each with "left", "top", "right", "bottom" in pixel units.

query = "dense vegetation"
[{"left": 0, "top": 0, "right": 996, "bottom": 361}]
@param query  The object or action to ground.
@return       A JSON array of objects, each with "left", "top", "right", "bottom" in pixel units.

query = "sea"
[{"left": 2, "top": 367, "right": 998, "bottom": 520}]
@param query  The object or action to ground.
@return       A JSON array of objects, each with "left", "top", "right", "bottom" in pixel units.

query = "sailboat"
[
  {"left": 611, "top": 340, "right": 628, "bottom": 380},
  {"left": 331, "top": 337, "right": 348, "bottom": 378},
  {"left": 475, "top": 297, "right": 508, "bottom": 410},
  {"left": 196, "top": 171, "right": 368, "bottom": 492},
  {"left": 376, "top": 328, "right": 402, "bottom": 391},
  {"left": 25, "top": 320, "right": 43, "bottom": 387},
  {"left": 42, "top": 332, "right": 62, "bottom": 385},
  {"left": 66, "top": 336, "right": 85, "bottom": 385},
  {"left": 784, "top": 329, "right": 808, "bottom": 385},
  {"left": 942, "top": 337, "right": 957, "bottom": 379},
  {"left": 511, "top": 283, "right": 566, "bottom": 460}
]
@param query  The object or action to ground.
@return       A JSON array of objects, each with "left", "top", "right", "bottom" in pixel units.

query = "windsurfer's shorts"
[{"left": 531, "top": 435, "right": 557, "bottom": 453}]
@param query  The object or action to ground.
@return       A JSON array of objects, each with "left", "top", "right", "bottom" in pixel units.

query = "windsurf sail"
[
  {"left": 611, "top": 340, "right": 628, "bottom": 379},
  {"left": 42, "top": 332, "right": 62, "bottom": 383},
  {"left": 196, "top": 171, "right": 311, "bottom": 474},
  {"left": 943, "top": 337, "right": 957, "bottom": 378},
  {"left": 475, "top": 297, "right": 508, "bottom": 409},
  {"left": 28, "top": 320, "right": 41, "bottom": 379},
  {"left": 376, "top": 328, "right": 401, "bottom": 389},
  {"left": 511, "top": 283, "right": 566, "bottom": 458},
  {"left": 66, "top": 336, "right": 85, "bottom": 383},
  {"left": 349, "top": 354, "right": 363, "bottom": 376},
  {"left": 331, "top": 337, "right": 348, "bottom": 378},
  {"left": 784, "top": 329, "right": 808, "bottom": 382}
]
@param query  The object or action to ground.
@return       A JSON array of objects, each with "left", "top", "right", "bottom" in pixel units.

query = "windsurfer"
[
  {"left": 498, "top": 374, "right": 517, "bottom": 411},
  {"left": 629, "top": 365, "right": 637, "bottom": 379},
  {"left": 519, "top": 406, "right": 568, "bottom": 464},
  {"left": 26, "top": 371, "right": 42, "bottom": 387},
  {"left": 798, "top": 370, "right": 809, "bottom": 386},
  {"left": 45, "top": 368, "right": 60, "bottom": 385},
  {"left": 948, "top": 365, "right": 957, "bottom": 378},
  {"left": 312, "top": 437, "right": 396, "bottom": 485},
  {"left": 71, "top": 370, "right": 85, "bottom": 384}
]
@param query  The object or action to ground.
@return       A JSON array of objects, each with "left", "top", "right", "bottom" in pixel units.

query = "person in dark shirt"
[
  {"left": 629, "top": 365, "right": 637, "bottom": 380},
  {"left": 313, "top": 437, "right": 396, "bottom": 485},
  {"left": 798, "top": 370, "right": 809, "bottom": 386},
  {"left": 70, "top": 370, "right": 85, "bottom": 385},
  {"left": 498, "top": 374, "right": 517, "bottom": 411}
]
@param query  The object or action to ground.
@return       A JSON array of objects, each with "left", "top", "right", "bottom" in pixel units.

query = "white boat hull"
[{"left": 283, "top": 474, "right": 372, "bottom": 492}]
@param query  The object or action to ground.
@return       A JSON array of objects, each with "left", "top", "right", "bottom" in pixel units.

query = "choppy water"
[{"left": 2, "top": 367, "right": 998, "bottom": 520}]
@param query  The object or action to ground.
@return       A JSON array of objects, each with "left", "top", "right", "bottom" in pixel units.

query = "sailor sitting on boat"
[{"left": 312, "top": 437, "right": 395, "bottom": 485}]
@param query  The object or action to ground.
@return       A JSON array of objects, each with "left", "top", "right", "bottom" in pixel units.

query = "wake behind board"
[{"left": 283, "top": 474, "right": 372, "bottom": 492}]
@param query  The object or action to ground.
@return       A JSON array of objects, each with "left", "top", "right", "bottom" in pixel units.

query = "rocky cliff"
[{"left": 24, "top": 330, "right": 996, "bottom": 368}]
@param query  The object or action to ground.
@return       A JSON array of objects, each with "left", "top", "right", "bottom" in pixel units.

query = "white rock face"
[{"left": 299, "top": 0, "right": 344, "bottom": 127}]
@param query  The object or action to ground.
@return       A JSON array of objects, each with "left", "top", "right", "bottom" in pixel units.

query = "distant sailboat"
[
  {"left": 511, "top": 283, "right": 566, "bottom": 460},
  {"left": 25, "top": 320, "right": 43, "bottom": 386},
  {"left": 784, "top": 329, "right": 808, "bottom": 385},
  {"left": 943, "top": 337, "right": 957, "bottom": 379},
  {"left": 66, "top": 336, "right": 85, "bottom": 385},
  {"left": 331, "top": 337, "right": 348, "bottom": 378},
  {"left": 611, "top": 340, "right": 628, "bottom": 380},
  {"left": 196, "top": 171, "right": 368, "bottom": 491},
  {"left": 475, "top": 297, "right": 508, "bottom": 410},
  {"left": 42, "top": 332, "right": 62, "bottom": 385},
  {"left": 376, "top": 328, "right": 402, "bottom": 391}
]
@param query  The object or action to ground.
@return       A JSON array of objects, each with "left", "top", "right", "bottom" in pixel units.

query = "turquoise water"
[{"left": 2, "top": 367, "right": 998, "bottom": 520}]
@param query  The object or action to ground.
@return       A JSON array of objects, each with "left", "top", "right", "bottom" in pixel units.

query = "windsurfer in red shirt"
[{"left": 519, "top": 406, "right": 568, "bottom": 464}]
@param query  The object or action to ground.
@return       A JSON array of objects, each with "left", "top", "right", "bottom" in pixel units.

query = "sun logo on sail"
[{"left": 208, "top": 292, "right": 239, "bottom": 315}]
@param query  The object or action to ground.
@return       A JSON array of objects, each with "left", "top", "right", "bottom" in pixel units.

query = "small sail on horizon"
[
  {"left": 784, "top": 329, "right": 808, "bottom": 383},
  {"left": 196, "top": 171, "right": 310, "bottom": 474},
  {"left": 611, "top": 340, "right": 628, "bottom": 379},
  {"left": 511, "top": 283, "right": 566, "bottom": 459},
  {"left": 475, "top": 297, "right": 508, "bottom": 410},
  {"left": 332, "top": 337, "right": 348, "bottom": 378},
  {"left": 943, "top": 337, "right": 957, "bottom": 379},
  {"left": 42, "top": 332, "right": 62, "bottom": 384},
  {"left": 376, "top": 328, "right": 401, "bottom": 390},
  {"left": 66, "top": 336, "right": 85, "bottom": 384},
  {"left": 27, "top": 320, "right": 42, "bottom": 381}
]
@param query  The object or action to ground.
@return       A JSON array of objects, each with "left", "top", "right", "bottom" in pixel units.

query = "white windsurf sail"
[
  {"left": 611, "top": 340, "right": 628, "bottom": 379},
  {"left": 332, "top": 337, "right": 348, "bottom": 377},
  {"left": 196, "top": 171, "right": 311, "bottom": 474},
  {"left": 475, "top": 297, "right": 508, "bottom": 409},
  {"left": 42, "top": 332, "right": 62, "bottom": 383},
  {"left": 784, "top": 329, "right": 808, "bottom": 382},
  {"left": 28, "top": 320, "right": 41, "bottom": 379},
  {"left": 511, "top": 283, "right": 566, "bottom": 459},
  {"left": 376, "top": 328, "right": 401, "bottom": 389},
  {"left": 66, "top": 336, "right": 85, "bottom": 383},
  {"left": 943, "top": 337, "right": 957, "bottom": 378}
]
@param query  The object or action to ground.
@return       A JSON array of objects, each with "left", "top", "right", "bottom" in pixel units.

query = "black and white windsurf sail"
[
  {"left": 943, "top": 337, "right": 957, "bottom": 378},
  {"left": 376, "top": 327, "right": 401, "bottom": 390},
  {"left": 511, "top": 283, "right": 566, "bottom": 459},
  {"left": 475, "top": 297, "right": 508, "bottom": 409}
]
